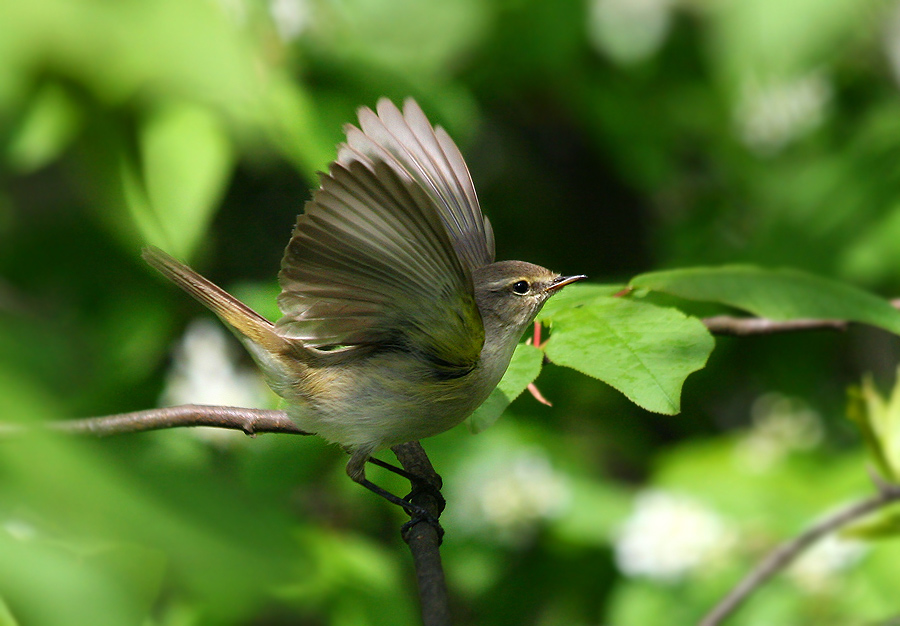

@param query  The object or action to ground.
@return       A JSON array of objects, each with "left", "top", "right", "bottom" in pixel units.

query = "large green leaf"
[
  {"left": 538, "top": 283, "right": 628, "bottom": 320},
  {"left": 139, "top": 103, "right": 233, "bottom": 258},
  {"left": 467, "top": 343, "right": 544, "bottom": 433},
  {"left": 632, "top": 266, "right": 900, "bottom": 335},
  {"left": 543, "top": 297, "right": 714, "bottom": 415}
]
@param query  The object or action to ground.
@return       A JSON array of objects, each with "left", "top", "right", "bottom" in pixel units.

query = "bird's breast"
[{"left": 277, "top": 345, "right": 510, "bottom": 450}]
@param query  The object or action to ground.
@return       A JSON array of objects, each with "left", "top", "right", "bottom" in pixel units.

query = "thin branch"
[
  {"left": 392, "top": 441, "right": 451, "bottom": 626},
  {"left": 699, "top": 480, "right": 900, "bottom": 626},
  {"left": 703, "top": 316, "right": 847, "bottom": 335},
  {"left": 703, "top": 298, "right": 900, "bottom": 336},
  {"left": 9, "top": 404, "right": 310, "bottom": 437}
]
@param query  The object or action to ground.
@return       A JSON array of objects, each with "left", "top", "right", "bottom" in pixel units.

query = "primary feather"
[{"left": 276, "top": 99, "right": 491, "bottom": 374}]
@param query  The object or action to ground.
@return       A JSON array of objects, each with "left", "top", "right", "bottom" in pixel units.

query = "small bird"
[{"left": 144, "top": 98, "right": 584, "bottom": 509}]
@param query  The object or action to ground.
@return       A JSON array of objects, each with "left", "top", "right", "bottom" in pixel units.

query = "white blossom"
[
  {"left": 160, "top": 318, "right": 272, "bottom": 443},
  {"left": 451, "top": 448, "right": 570, "bottom": 543},
  {"left": 614, "top": 490, "right": 735, "bottom": 582},
  {"left": 213, "top": 0, "right": 248, "bottom": 26},
  {"left": 588, "top": 0, "right": 673, "bottom": 64},
  {"left": 734, "top": 393, "right": 823, "bottom": 472},
  {"left": 734, "top": 73, "right": 831, "bottom": 155},
  {"left": 269, "top": 0, "right": 312, "bottom": 42},
  {"left": 788, "top": 533, "right": 867, "bottom": 593}
]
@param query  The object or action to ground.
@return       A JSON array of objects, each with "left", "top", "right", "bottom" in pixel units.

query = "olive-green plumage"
[{"left": 143, "top": 98, "right": 583, "bottom": 485}]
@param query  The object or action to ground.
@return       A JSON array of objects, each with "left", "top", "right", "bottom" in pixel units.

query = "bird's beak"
[{"left": 545, "top": 274, "right": 587, "bottom": 293}]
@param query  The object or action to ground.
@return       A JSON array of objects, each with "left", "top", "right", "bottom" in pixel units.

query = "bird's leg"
[
  {"left": 367, "top": 456, "right": 446, "bottom": 513},
  {"left": 346, "top": 450, "right": 444, "bottom": 540}
]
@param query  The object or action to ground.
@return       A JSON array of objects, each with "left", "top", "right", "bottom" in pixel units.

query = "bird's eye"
[{"left": 512, "top": 280, "right": 530, "bottom": 295}]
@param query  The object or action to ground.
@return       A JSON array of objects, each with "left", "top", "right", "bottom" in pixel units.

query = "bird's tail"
[{"left": 142, "top": 246, "right": 290, "bottom": 357}]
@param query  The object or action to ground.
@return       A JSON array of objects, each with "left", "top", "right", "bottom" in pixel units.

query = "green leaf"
[
  {"left": 6, "top": 82, "right": 81, "bottom": 173},
  {"left": 847, "top": 370, "right": 900, "bottom": 482},
  {"left": 632, "top": 265, "right": 900, "bottom": 336},
  {"left": 543, "top": 297, "right": 714, "bottom": 414},
  {"left": 261, "top": 76, "right": 336, "bottom": 179},
  {"left": 0, "top": 596, "right": 20, "bottom": 626},
  {"left": 842, "top": 502, "right": 900, "bottom": 541},
  {"left": 538, "top": 283, "right": 627, "bottom": 321},
  {"left": 467, "top": 343, "right": 544, "bottom": 433},
  {"left": 139, "top": 102, "right": 233, "bottom": 258}
]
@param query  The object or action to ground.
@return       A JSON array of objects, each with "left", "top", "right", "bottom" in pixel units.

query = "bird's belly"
[{"left": 281, "top": 354, "right": 497, "bottom": 451}]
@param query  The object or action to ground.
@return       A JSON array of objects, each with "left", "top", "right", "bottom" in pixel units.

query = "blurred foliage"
[{"left": 3, "top": 0, "right": 900, "bottom": 624}]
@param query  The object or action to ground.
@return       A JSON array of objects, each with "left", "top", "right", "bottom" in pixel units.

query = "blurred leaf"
[
  {"left": 709, "top": 0, "right": 881, "bottom": 83},
  {"left": 843, "top": 502, "right": 900, "bottom": 541},
  {"left": 655, "top": 438, "right": 869, "bottom": 534},
  {"left": 0, "top": 0, "right": 263, "bottom": 111},
  {"left": 847, "top": 371, "right": 900, "bottom": 482},
  {"left": 607, "top": 581, "right": 703, "bottom": 626},
  {"left": 632, "top": 266, "right": 900, "bottom": 336},
  {"left": 0, "top": 596, "right": 19, "bottom": 626},
  {"left": 139, "top": 103, "right": 233, "bottom": 258},
  {"left": 841, "top": 203, "right": 900, "bottom": 285},
  {"left": 310, "top": 0, "right": 489, "bottom": 77},
  {"left": 5, "top": 82, "right": 81, "bottom": 173},
  {"left": 279, "top": 529, "right": 417, "bottom": 626},
  {"left": 467, "top": 343, "right": 543, "bottom": 433},
  {"left": 0, "top": 363, "right": 295, "bottom": 624},
  {"left": 543, "top": 297, "right": 714, "bottom": 414},
  {"left": 550, "top": 477, "right": 632, "bottom": 546},
  {"left": 0, "top": 531, "right": 158, "bottom": 626},
  {"left": 260, "top": 76, "right": 335, "bottom": 179},
  {"left": 120, "top": 147, "right": 159, "bottom": 249}
]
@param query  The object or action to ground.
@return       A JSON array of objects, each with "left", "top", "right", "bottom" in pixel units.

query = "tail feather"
[{"left": 142, "top": 246, "right": 288, "bottom": 355}]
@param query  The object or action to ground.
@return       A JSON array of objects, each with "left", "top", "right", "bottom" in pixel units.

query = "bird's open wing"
[
  {"left": 276, "top": 124, "right": 485, "bottom": 374},
  {"left": 338, "top": 98, "right": 495, "bottom": 272}
]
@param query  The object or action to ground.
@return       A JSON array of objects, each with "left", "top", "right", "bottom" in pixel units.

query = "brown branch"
[
  {"left": 699, "top": 479, "right": 900, "bottom": 626},
  {"left": 10, "top": 404, "right": 311, "bottom": 437},
  {"left": 703, "top": 298, "right": 900, "bottom": 336},
  {"left": 702, "top": 316, "right": 847, "bottom": 335},
  {"left": 392, "top": 441, "right": 451, "bottom": 626}
]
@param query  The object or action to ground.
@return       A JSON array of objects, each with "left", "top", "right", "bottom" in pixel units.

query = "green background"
[{"left": 2, "top": 0, "right": 900, "bottom": 624}]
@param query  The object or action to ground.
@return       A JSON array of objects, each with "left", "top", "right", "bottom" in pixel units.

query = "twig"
[
  {"left": 699, "top": 480, "right": 900, "bottom": 626},
  {"left": 702, "top": 316, "right": 847, "bottom": 335},
  {"left": 392, "top": 442, "right": 452, "bottom": 626},
  {"left": 702, "top": 298, "right": 900, "bottom": 336},
  {"left": 4, "top": 404, "right": 310, "bottom": 437}
]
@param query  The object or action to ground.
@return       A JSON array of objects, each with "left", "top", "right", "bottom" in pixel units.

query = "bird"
[{"left": 143, "top": 98, "right": 584, "bottom": 512}]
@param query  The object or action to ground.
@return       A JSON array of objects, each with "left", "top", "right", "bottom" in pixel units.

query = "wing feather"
[
  {"left": 277, "top": 156, "right": 485, "bottom": 372},
  {"left": 337, "top": 98, "right": 494, "bottom": 271}
]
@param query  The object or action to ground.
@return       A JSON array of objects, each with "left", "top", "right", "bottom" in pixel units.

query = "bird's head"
[{"left": 473, "top": 260, "right": 585, "bottom": 337}]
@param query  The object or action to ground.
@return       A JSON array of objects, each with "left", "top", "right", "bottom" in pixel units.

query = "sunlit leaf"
[
  {"left": 261, "top": 76, "right": 335, "bottom": 180},
  {"left": 709, "top": 0, "right": 877, "bottom": 81},
  {"left": 543, "top": 297, "right": 713, "bottom": 415},
  {"left": 5, "top": 82, "right": 81, "bottom": 173},
  {"left": 139, "top": 103, "right": 233, "bottom": 258},
  {"left": 847, "top": 371, "right": 900, "bottom": 482}
]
